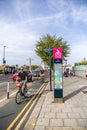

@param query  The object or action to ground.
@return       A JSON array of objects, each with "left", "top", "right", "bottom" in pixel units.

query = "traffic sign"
[
  {"left": 44, "top": 48, "right": 52, "bottom": 52},
  {"left": 3, "top": 59, "right": 6, "bottom": 64}
]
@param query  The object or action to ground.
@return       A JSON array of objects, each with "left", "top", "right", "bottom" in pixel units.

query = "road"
[
  {"left": 0, "top": 74, "right": 16, "bottom": 100},
  {"left": 0, "top": 73, "right": 49, "bottom": 130},
  {"left": 0, "top": 74, "right": 12, "bottom": 83}
]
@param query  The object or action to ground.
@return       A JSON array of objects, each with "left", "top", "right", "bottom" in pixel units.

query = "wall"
[{"left": 74, "top": 65, "right": 87, "bottom": 78}]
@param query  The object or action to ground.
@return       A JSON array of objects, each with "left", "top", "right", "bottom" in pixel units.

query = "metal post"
[
  {"left": 7, "top": 82, "right": 9, "bottom": 99},
  {"left": 3, "top": 46, "right": 6, "bottom": 74},
  {"left": 49, "top": 50, "right": 52, "bottom": 91},
  {"left": 29, "top": 58, "right": 31, "bottom": 71},
  {"left": 3, "top": 46, "right": 6, "bottom": 60},
  {"left": 44, "top": 47, "right": 52, "bottom": 91}
]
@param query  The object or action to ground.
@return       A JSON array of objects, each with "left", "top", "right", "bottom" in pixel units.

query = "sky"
[{"left": 0, "top": 0, "right": 87, "bottom": 67}]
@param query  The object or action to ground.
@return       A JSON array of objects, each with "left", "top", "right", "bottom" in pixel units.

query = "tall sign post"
[
  {"left": 53, "top": 48, "right": 63, "bottom": 103},
  {"left": 44, "top": 48, "right": 52, "bottom": 91}
]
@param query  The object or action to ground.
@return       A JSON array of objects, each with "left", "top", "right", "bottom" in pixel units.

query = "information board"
[
  {"left": 53, "top": 48, "right": 63, "bottom": 102},
  {"left": 54, "top": 64, "right": 62, "bottom": 89}
]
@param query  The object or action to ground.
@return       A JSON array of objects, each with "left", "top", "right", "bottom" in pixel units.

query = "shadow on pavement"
[{"left": 64, "top": 86, "right": 87, "bottom": 102}]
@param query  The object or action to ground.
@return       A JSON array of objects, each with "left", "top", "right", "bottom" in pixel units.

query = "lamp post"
[
  {"left": 3, "top": 46, "right": 6, "bottom": 62},
  {"left": 3, "top": 46, "right": 6, "bottom": 74},
  {"left": 65, "top": 59, "right": 67, "bottom": 71},
  {"left": 27, "top": 58, "right": 32, "bottom": 71},
  {"left": 29, "top": 58, "right": 31, "bottom": 71}
]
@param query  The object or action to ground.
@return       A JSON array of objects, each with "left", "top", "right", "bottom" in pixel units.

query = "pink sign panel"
[{"left": 53, "top": 48, "right": 62, "bottom": 59}]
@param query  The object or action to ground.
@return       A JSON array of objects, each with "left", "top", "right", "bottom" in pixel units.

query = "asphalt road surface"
[{"left": 0, "top": 73, "right": 49, "bottom": 130}]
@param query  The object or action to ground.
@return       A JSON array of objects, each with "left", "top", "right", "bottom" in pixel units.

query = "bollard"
[{"left": 7, "top": 82, "right": 9, "bottom": 99}]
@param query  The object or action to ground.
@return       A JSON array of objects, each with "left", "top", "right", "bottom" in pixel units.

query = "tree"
[
  {"left": 35, "top": 34, "right": 70, "bottom": 68},
  {"left": 16, "top": 64, "right": 18, "bottom": 68}
]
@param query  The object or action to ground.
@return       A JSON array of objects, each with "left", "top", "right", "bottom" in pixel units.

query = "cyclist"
[{"left": 17, "top": 67, "right": 28, "bottom": 93}]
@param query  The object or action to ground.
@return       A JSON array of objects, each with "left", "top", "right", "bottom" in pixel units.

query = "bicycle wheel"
[
  {"left": 41, "top": 78, "right": 44, "bottom": 84},
  {"left": 15, "top": 91, "right": 22, "bottom": 104}
]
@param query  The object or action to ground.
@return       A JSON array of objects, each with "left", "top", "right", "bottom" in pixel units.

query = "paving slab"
[{"left": 24, "top": 77, "right": 87, "bottom": 130}]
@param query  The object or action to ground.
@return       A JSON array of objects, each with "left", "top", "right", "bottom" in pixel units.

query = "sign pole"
[
  {"left": 49, "top": 50, "right": 52, "bottom": 91},
  {"left": 44, "top": 48, "right": 52, "bottom": 91}
]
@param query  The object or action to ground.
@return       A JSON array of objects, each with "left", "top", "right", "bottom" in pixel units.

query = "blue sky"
[{"left": 0, "top": 0, "right": 87, "bottom": 67}]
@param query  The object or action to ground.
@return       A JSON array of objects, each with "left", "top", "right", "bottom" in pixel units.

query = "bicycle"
[
  {"left": 15, "top": 81, "right": 28, "bottom": 104},
  {"left": 40, "top": 74, "right": 45, "bottom": 83}
]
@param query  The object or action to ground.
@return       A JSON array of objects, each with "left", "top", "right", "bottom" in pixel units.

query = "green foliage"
[
  {"left": 35, "top": 34, "right": 70, "bottom": 68},
  {"left": 21, "top": 65, "right": 39, "bottom": 70},
  {"left": 0, "top": 70, "right": 3, "bottom": 74},
  {"left": 31, "top": 65, "right": 39, "bottom": 70},
  {"left": 75, "top": 61, "right": 87, "bottom": 66},
  {"left": 0, "top": 65, "right": 4, "bottom": 70}
]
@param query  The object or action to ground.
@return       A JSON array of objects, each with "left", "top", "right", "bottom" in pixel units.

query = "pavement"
[{"left": 23, "top": 76, "right": 87, "bottom": 130}]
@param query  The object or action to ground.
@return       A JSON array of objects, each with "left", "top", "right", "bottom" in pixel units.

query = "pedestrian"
[
  {"left": 85, "top": 69, "right": 87, "bottom": 77},
  {"left": 40, "top": 70, "right": 45, "bottom": 82}
]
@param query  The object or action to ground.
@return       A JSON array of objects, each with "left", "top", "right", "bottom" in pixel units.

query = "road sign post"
[
  {"left": 44, "top": 48, "right": 52, "bottom": 91},
  {"left": 53, "top": 48, "right": 63, "bottom": 103}
]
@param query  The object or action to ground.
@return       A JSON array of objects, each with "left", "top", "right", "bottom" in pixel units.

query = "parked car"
[
  {"left": 25, "top": 70, "right": 32, "bottom": 82},
  {"left": 12, "top": 70, "right": 33, "bottom": 82},
  {"left": 32, "top": 70, "right": 41, "bottom": 77}
]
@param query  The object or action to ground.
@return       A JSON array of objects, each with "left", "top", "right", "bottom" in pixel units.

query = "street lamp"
[
  {"left": 3, "top": 46, "right": 6, "bottom": 74},
  {"left": 65, "top": 59, "right": 67, "bottom": 68},
  {"left": 27, "top": 58, "right": 32, "bottom": 71},
  {"left": 3, "top": 46, "right": 6, "bottom": 62}
]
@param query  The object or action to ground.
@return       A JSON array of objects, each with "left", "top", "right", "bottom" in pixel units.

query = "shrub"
[{"left": 75, "top": 61, "right": 87, "bottom": 66}]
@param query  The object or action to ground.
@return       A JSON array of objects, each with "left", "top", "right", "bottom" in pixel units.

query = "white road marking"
[{"left": 0, "top": 91, "right": 17, "bottom": 103}]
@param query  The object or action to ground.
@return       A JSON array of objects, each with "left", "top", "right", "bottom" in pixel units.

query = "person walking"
[
  {"left": 40, "top": 70, "right": 45, "bottom": 83},
  {"left": 85, "top": 69, "right": 87, "bottom": 77}
]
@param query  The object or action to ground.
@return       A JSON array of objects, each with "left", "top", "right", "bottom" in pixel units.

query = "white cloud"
[
  {"left": 71, "top": 6, "right": 87, "bottom": 23},
  {"left": 0, "top": 20, "right": 40, "bottom": 66},
  {"left": 12, "top": 0, "right": 32, "bottom": 20},
  {"left": 48, "top": 0, "right": 87, "bottom": 25},
  {"left": 68, "top": 41, "right": 87, "bottom": 66},
  {"left": 0, "top": 0, "right": 87, "bottom": 67}
]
